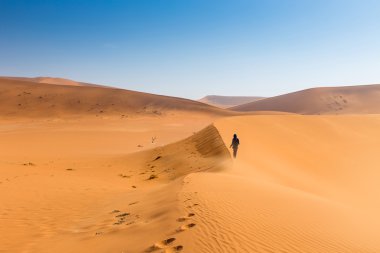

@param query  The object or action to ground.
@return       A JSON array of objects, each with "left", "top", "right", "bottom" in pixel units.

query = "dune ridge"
[{"left": 232, "top": 84, "right": 380, "bottom": 114}]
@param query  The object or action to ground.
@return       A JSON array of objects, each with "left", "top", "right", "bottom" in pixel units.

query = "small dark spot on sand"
[
  {"left": 116, "top": 212, "right": 130, "bottom": 218},
  {"left": 188, "top": 223, "right": 196, "bottom": 228},
  {"left": 163, "top": 238, "right": 176, "bottom": 245},
  {"left": 22, "top": 162, "right": 35, "bottom": 166},
  {"left": 148, "top": 174, "right": 158, "bottom": 180}
]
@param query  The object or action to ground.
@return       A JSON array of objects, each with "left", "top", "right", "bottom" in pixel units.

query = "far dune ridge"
[
  {"left": 30, "top": 77, "right": 85, "bottom": 86},
  {"left": 0, "top": 77, "right": 233, "bottom": 118},
  {"left": 232, "top": 84, "right": 380, "bottom": 114},
  {"left": 1, "top": 76, "right": 90, "bottom": 86},
  {"left": 199, "top": 95, "right": 264, "bottom": 108}
]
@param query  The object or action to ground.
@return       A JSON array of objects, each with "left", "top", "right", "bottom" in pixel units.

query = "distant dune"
[
  {"left": 231, "top": 84, "right": 380, "bottom": 114},
  {"left": 199, "top": 95, "right": 264, "bottom": 108},
  {"left": 0, "top": 77, "right": 232, "bottom": 118},
  {"left": 1, "top": 76, "right": 108, "bottom": 88},
  {"left": 28, "top": 77, "right": 84, "bottom": 86}
]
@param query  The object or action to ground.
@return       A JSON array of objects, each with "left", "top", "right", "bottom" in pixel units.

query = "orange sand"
[{"left": 1, "top": 77, "right": 380, "bottom": 252}]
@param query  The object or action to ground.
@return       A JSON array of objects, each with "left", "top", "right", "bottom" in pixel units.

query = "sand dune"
[
  {"left": 2, "top": 76, "right": 380, "bottom": 252},
  {"left": 199, "top": 95, "right": 264, "bottom": 108},
  {"left": 3, "top": 114, "right": 380, "bottom": 252},
  {"left": 0, "top": 78, "right": 232, "bottom": 118},
  {"left": 0, "top": 116, "right": 230, "bottom": 253},
  {"left": 0, "top": 76, "right": 106, "bottom": 87},
  {"left": 177, "top": 115, "right": 380, "bottom": 252},
  {"left": 232, "top": 84, "right": 380, "bottom": 114}
]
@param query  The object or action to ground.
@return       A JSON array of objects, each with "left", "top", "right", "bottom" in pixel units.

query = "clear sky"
[{"left": 1, "top": 0, "right": 380, "bottom": 99}]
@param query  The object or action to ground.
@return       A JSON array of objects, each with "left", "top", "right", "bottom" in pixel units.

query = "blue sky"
[{"left": 1, "top": 0, "right": 380, "bottom": 99}]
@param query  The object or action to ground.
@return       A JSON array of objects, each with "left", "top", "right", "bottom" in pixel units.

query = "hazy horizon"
[{"left": 2, "top": 0, "right": 380, "bottom": 99}]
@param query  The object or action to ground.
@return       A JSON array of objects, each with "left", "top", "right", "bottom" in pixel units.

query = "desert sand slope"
[
  {"left": 199, "top": 95, "right": 264, "bottom": 108},
  {"left": 232, "top": 84, "right": 380, "bottom": 114},
  {"left": 0, "top": 117, "right": 230, "bottom": 253},
  {"left": 0, "top": 78, "right": 231, "bottom": 118},
  {"left": 178, "top": 115, "right": 380, "bottom": 252}
]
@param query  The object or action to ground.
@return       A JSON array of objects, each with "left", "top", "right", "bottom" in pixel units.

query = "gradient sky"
[{"left": 1, "top": 0, "right": 380, "bottom": 99}]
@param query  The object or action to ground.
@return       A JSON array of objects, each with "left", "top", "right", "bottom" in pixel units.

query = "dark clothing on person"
[
  {"left": 232, "top": 147, "right": 238, "bottom": 158},
  {"left": 230, "top": 135, "right": 240, "bottom": 158}
]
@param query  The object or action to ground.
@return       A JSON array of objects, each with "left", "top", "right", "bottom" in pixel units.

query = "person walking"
[{"left": 230, "top": 134, "right": 240, "bottom": 158}]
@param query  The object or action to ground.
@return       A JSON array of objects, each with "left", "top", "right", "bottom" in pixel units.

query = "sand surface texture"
[
  {"left": 1, "top": 78, "right": 380, "bottom": 252},
  {"left": 177, "top": 115, "right": 380, "bottom": 252}
]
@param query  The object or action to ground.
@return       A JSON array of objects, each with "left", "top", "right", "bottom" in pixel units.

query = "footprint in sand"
[
  {"left": 116, "top": 212, "right": 130, "bottom": 218},
  {"left": 171, "top": 245, "right": 184, "bottom": 252},
  {"left": 177, "top": 213, "right": 195, "bottom": 222},
  {"left": 186, "top": 203, "right": 199, "bottom": 208},
  {"left": 176, "top": 223, "right": 196, "bottom": 232},
  {"left": 162, "top": 245, "right": 183, "bottom": 253},
  {"left": 114, "top": 212, "right": 130, "bottom": 225},
  {"left": 146, "top": 238, "right": 176, "bottom": 252}
]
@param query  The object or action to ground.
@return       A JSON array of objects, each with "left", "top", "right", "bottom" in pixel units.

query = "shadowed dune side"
[
  {"left": 231, "top": 84, "right": 380, "bottom": 114},
  {"left": 176, "top": 115, "right": 380, "bottom": 253},
  {"left": 0, "top": 78, "right": 234, "bottom": 118},
  {"left": 199, "top": 95, "right": 264, "bottom": 108}
]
